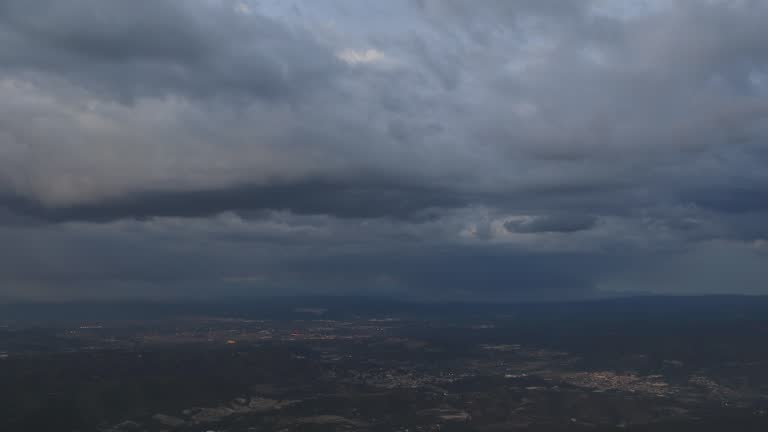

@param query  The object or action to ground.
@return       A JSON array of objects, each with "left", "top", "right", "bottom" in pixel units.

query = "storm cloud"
[
  {"left": 1, "top": 0, "right": 768, "bottom": 301},
  {"left": 504, "top": 214, "right": 598, "bottom": 234}
]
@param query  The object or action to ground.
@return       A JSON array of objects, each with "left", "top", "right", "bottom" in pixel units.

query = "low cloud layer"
[
  {"left": 504, "top": 214, "right": 598, "bottom": 234},
  {"left": 1, "top": 0, "right": 768, "bottom": 301}
]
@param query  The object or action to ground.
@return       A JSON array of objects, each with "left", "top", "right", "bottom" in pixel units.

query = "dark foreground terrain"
[{"left": 2, "top": 296, "right": 768, "bottom": 431}]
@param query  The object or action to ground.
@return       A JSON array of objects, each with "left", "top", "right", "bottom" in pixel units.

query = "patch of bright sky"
[
  {"left": 244, "top": 0, "right": 432, "bottom": 69},
  {"left": 336, "top": 48, "right": 392, "bottom": 66}
]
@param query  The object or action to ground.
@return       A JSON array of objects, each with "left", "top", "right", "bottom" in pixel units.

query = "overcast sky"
[{"left": 1, "top": 0, "right": 768, "bottom": 302}]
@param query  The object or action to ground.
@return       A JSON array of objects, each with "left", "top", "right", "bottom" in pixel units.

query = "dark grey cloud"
[
  {"left": 2, "top": 0, "right": 768, "bottom": 300},
  {"left": 683, "top": 184, "right": 768, "bottom": 214},
  {"left": 0, "top": 180, "right": 468, "bottom": 222},
  {"left": 504, "top": 214, "right": 598, "bottom": 234},
  {"left": 0, "top": 0, "right": 341, "bottom": 102}
]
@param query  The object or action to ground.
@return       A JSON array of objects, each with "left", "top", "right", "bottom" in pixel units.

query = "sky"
[{"left": 1, "top": 0, "right": 768, "bottom": 302}]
